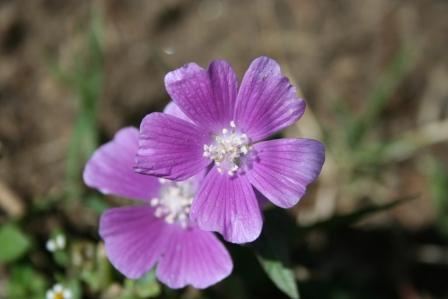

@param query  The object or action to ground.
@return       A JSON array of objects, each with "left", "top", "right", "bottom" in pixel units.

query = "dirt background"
[
  {"left": 1, "top": 0, "right": 448, "bottom": 298},
  {"left": 1, "top": 0, "right": 447, "bottom": 222}
]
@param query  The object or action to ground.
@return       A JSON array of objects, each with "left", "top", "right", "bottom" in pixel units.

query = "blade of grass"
[
  {"left": 49, "top": 10, "right": 104, "bottom": 199},
  {"left": 425, "top": 157, "right": 448, "bottom": 237},
  {"left": 50, "top": 11, "right": 104, "bottom": 200},
  {"left": 347, "top": 47, "right": 416, "bottom": 149}
]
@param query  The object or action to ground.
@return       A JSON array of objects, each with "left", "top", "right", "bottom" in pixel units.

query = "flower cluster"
[{"left": 84, "top": 56, "right": 325, "bottom": 289}]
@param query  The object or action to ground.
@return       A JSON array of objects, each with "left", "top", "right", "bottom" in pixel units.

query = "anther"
[
  {"left": 202, "top": 121, "right": 251, "bottom": 176},
  {"left": 150, "top": 180, "right": 194, "bottom": 228}
]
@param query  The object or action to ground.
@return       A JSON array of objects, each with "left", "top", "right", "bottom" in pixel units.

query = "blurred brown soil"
[{"left": 0, "top": 0, "right": 447, "bottom": 228}]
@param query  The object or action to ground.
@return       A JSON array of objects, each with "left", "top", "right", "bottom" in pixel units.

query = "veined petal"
[
  {"left": 99, "top": 206, "right": 168, "bottom": 279},
  {"left": 136, "top": 112, "right": 211, "bottom": 181},
  {"left": 246, "top": 139, "right": 325, "bottom": 208},
  {"left": 83, "top": 127, "right": 160, "bottom": 200},
  {"left": 191, "top": 167, "right": 262, "bottom": 244},
  {"left": 156, "top": 226, "right": 232, "bottom": 289},
  {"left": 163, "top": 101, "right": 192, "bottom": 123},
  {"left": 164, "top": 60, "right": 238, "bottom": 131},
  {"left": 235, "top": 56, "right": 305, "bottom": 141}
]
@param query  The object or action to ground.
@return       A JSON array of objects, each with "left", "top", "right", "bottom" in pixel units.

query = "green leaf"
[
  {"left": 254, "top": 209, "right": 299, "bottom": 299},
  {"left": 80, "top": 243, "right": 113, "bottom": 292},
  {"left": 256, "top": 256, "right": 298, "bottom": 299},
  {"left": 6, "top": 265, "right": 47, "bottom": 299},
  {"left": 122, "top": 270, "right": 161, "bottom": 299},
  {"left": 54, "top": 250, "right": 70, "bottom": 267},
  {"left": 0, "top": 224, "right": 30, "bottom": 263},
  {"left": 133, "top": 270, "right": 161, "bottom": 298},
  {"left": 66, "top": 279, "right": 82, "bottom": 299}
]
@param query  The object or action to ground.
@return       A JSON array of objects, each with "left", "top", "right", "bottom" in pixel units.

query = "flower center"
[
  {"left": 150, "top": 178, "right": 195, "bottom": 228},
  {"left": 203, "top": 121, "right": 251, "bottom": 176},
  {"left": 54, "top": 293, "right": 64, "bottom": 299}
]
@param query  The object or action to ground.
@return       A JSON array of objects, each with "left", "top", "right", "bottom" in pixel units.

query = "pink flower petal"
[
  {"left": 191, "top": 167, "right": 263, "bottom": 244},
  {"left": 136, "top": 113, "right": 211, "bottom": 181},
  {"left": 163, "top": 101, "right": 192, "bottom": 123},
  {"left": 83, "top": 127, "right": 160, "bottom": 200},
  {"left": 235, "top": 56, "right": 306, "bottom": 141},
  {"left": 164, "top": 60, "right": 238, "bottom": 131},
  {"left": 156, "top": 226, "right": 232, "bottom": 289},
  {"left": 247, "top": 138, "right": 325, "bottom": 208},
  {"left": 99, "top": 206, "right": 168, "bottom": 279}
]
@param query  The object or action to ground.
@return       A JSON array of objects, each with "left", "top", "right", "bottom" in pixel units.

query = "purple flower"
[
  {"left": 136, "top": 56, "right": 325, "bottom": 244},
  {"left": 83, "top": 127, "right": 232, "bottom": 289}
]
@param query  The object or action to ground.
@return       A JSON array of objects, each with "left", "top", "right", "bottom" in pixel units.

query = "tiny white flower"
[
  {"left": 55, "top": 235, "right": 66, "bottom": 249},
  {"left": 46, "top": 234, "right": 66, "bottom": 252},
  {"left": 46, "top": 240, "right": 56, "bottom": 252},
  {"left": 46, "top": 284, "right": 72, "bottom": 299},
  {"left": 54, "top": 284, "right": 63, "bottom": 292},
  {"left": 46, "top": 290, "right": 54, "bottom": 299}
]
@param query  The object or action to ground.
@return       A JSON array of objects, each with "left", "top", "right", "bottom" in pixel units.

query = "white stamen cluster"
[
  {"left": 46, "top": 284, "right": 72, "bottom": 299},
  {"left": 46, "top": 234, "right": 66, "bottom": 252},
  {"left": 150, "top": 179, "right": 194, "bottom": 228},
  {"left": 203, "top": 121, "right": 250, "bottom": 176}
]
